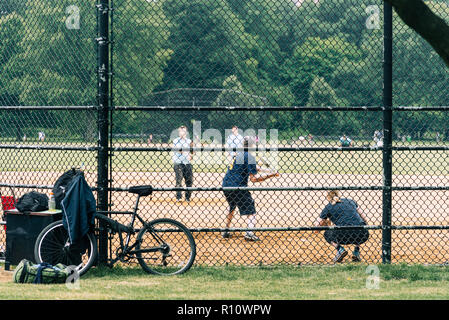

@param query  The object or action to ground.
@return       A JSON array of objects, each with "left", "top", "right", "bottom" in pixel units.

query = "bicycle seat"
[{"left": 128, "top": 185, "right": 153, "bottom": 196}]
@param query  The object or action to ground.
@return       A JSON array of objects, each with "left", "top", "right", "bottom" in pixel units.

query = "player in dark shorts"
[
  {"left": 222, "top": 136, "right": 279, "bottom": 241},
  {"left": 314, "top": 190, "right": 369, "bottom": 263}
]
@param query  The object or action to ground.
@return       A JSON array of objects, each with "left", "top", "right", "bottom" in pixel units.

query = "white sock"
[{"left": 247, "top": 215, "right": 256, "bottom": 235}]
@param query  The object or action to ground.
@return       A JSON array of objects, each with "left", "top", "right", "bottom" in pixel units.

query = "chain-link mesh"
[
  {"left": 1, "top": 0, "right": 448, "bottom": 266},
  {"left": 389, "top": 1, "right": 449, "bottom": 264},
  {"left": 0, "top": 0, "right": 97, "bottom": 262}
]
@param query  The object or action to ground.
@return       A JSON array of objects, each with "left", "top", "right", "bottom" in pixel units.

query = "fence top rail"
[
  {"left": 0, "top": 105, "right": 447, "bottom": 111},
  {"left": 0, "top": 144, "right": 98, "bottom": 151},
  {"left": 3, "top": 184, "right": 448, "bottom": 193},
  {"left": 110, "top": 146, "right": 449, "bottom": 152},
  {"left": 114, "top": 105, "right": 385, "bottom": 112},
  {"left": 109, "top": 186, "right": 449, "bottom": 192},
  {"left": 112, "top": 105, "right": 449, "bottom": 112},
  {"left": 0, "top": 106, "right": 97, "bottom": 111},
  {"left": 395, "top": 106, "right": 449, "bottom": 111}
]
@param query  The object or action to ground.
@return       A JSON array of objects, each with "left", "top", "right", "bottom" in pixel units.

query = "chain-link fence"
[{"left": 1, "top": 0, "right": 448, "bottom": 266}]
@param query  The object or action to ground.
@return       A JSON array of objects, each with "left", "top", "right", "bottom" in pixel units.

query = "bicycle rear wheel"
[
  {"left": 34, "top": 220, "right": 97, "bottom": 277},
  {"left": 136, "top": 218, "right": 196, "bottom": 275}
]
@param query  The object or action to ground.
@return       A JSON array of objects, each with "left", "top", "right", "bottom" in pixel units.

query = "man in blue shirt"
[
  {"left": 172, "top": 126, "right": 193, "bottom": 202},
  {"left": 314, "top": 190, "right": 369, "bottom": 263},
  {"left": 222, "top": 137, "right": 279, "bottom": 241}
]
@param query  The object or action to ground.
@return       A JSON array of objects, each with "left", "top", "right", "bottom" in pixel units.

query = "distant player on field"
[
  {"left": 373, "top": 130, "right": 383, "bottom": 147},
  {"left": 339, "top": 134, "right": 352, "bottom": 148},
  {"left": 339, "top": 134, "right": 353, "bottom": 157},
  {"left": 172, "top": 126, "right": 193, "bottom": 202},
  {"left": 226, "top": 125, "right": 244, "bottom": 159},
  {"left": 222, "top": 136, "right": 279, "bottom": 241}
]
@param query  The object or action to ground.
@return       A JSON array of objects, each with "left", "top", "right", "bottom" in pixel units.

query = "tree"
[
  {"left": 113, "top": 0, "right": 172, "bottom": 106},
  {"left": 2, "top": 0, "right": 171, "bottom": 138},
  {"left": 282, "top": 36, "right": 363, "bottom": 106},
  {"left": 304, "top": 76, "right": 342, "bottom": 135},
  {"left": 159, "top": 0, "right": 257, "bottom": 92},
  {"left": 384, "top": 0, "right": 449, "bottom": 139},
  {"left": 207, "top": 75, "right": 269, "bottom": 131},
  {"left": 4, "top": 0, "right": 96, "bottom": 108},
  {"left": 0, "top": 12, "right": 24, "bottom": 106},
  {"left": 225, "top": 0, "right": 297, "bottom": 87},
  {"left": 0, "top": 0, "right": 28, "bottom": 15},
  {"left": 384, "top": 0, "right": 449, "bottom": 67}
]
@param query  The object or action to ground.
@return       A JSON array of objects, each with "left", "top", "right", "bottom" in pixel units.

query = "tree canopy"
[{"left": 0, "top": 0, "right": 448, "bottom": 140}]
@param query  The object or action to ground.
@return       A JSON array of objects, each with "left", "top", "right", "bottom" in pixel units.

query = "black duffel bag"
[{"left": 15, "top": 191, "right": 49, "bottom": 213}]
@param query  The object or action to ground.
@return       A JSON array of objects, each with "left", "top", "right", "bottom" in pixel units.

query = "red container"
[{"left": 2, "top": 196, "right": 16, "bottom": 231}]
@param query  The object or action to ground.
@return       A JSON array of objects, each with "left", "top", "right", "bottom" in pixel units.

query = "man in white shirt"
[
  {"left": 226, "top": 125, "right": 244, "bottom": 160},
  {"left": 173, "top": 126, "right": 193, "bottom": 202}
]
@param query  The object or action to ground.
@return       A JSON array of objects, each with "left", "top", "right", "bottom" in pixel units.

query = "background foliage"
[{"left": 0, "top": 0, "right": 448, "bottom": 141}]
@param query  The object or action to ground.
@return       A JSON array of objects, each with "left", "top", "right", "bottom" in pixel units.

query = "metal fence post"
[
  {"left": 382, "top": 2, "right": 393, "bottom": 264},
  {"left": 96, "top": 0, "right": 110, "bottom": 266}
]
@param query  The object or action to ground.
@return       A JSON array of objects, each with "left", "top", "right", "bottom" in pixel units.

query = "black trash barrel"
[{"left": 4, "top": 209, "right": 61, "bottom": 270}]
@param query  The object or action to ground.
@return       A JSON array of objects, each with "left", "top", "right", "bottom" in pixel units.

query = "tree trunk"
[{"left": 385, "top": 0, "right": 449, "bottom": 67}]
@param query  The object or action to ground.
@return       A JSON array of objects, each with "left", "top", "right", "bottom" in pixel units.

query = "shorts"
[
  {"left": 324, "top": 229, "right": 369, "bottom": 245},
  {"left": 223, "top": 189, "right": 256, "bottom": 216}
]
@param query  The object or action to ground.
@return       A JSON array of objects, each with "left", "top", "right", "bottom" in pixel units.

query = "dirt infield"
[
  {"left": 1, "top": 170, "right": 448, "bottom": 265},
  {"left": 0, "top": 269, "right": 12, "bottom": 283},
  {"left": 192, "top": 229, "right": 449, "bottom": 265}
]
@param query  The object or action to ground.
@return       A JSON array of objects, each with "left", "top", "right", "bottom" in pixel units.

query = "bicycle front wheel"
[
  {"left": 34, "top": 220, "right": 97, "bottom": 277},
  {"left": 136, "top": 218, "right": 196, "bottom": 275}
]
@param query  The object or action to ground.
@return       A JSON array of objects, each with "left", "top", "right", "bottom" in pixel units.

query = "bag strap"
[
  {"left": 33, "top": 263, "right": 52, "bottom": 284},
  {"left": 19, "top": 261, "right": 28, "bottom": 283},
  {"left": 33, "top": 263, "right": 62, "bottom": 284},
  {"left": 33, "top": 263, "right": 46, "bottom": 284}
]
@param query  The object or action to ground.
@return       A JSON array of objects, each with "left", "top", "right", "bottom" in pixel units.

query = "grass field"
[
  {"left": 2, "top": 263, "right": 449, "bottom": 300},
  {"left": 0, "top": 142, "right": 448, "bottom": 175}
]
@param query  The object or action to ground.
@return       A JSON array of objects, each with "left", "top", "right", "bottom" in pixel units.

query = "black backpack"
[
  {"left": 15, "top": 191, "right": 49, "bottom": 213},
  {"left": 52, "top": 169, "right": 83, "bottom": 209}
]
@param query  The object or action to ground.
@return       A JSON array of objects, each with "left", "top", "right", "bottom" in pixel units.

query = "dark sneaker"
[
  {"left": 352, "top": 250, "right": 362, "bottom": 262},
  {"left": 244, "top": 233, "right": 260, "bottom": 242},
  {"left": 222, "top": 231, "right": 231, "bottom": 239},
  {"left": 333, "top": 247, "right": 348, "bottom": 263}
]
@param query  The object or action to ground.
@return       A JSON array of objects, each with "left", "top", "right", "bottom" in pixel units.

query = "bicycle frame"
[{"left": 95, "top": 194, "right": 168, "bottom": 266}]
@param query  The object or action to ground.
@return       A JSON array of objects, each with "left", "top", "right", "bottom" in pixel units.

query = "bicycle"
[{"left": 34, "top": 185, "right": 196, "bottom": 276}]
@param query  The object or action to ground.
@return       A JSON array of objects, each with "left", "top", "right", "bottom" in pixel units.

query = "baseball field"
[{"left": 1, "top": 143, "right": 448, "bottom": 266}]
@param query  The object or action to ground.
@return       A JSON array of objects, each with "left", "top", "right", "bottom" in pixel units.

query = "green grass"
[
  {"left": 2, "top": 264, "right": 449, "bottom": 299},
  {"left": 0, "top": 148, "right": 447, "bottom": 176}
]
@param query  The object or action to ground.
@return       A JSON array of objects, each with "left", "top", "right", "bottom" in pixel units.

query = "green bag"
[{"left": 13, "top": 259, "right": 69, "bottom": 284}]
